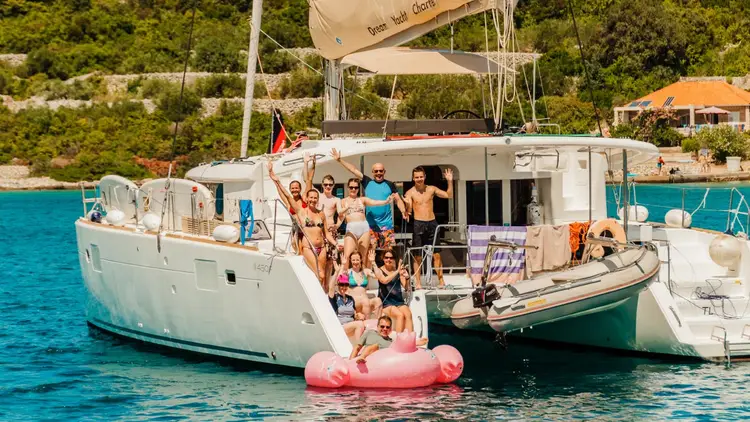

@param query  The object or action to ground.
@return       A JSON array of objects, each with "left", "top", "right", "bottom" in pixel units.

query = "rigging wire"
[
  {"left": 256, "top": 26, "right": 389, "bottom": 113},
  {"left": 566, "top": 0, "right": 604, "bottom": 136},
  {"left": 156, "top": 1, "right": 198, "bottom": 253}
]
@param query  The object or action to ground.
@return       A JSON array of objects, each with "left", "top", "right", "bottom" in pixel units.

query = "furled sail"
[{"left": 309, "top": 0, "right": 497, "bottom": 60}]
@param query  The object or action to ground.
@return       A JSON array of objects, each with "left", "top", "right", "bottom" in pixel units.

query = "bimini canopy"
[
  {"left": 186, "top": 160, "right": 263, "bottom": 183},
  {"left": 341, "top": 47, "right": 507, "bottom": 75},
  {"left": 309, "top": 0, "right": 498, "bottom": 60}
]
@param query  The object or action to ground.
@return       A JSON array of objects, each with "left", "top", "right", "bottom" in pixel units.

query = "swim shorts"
[{"left": 412, "top": 220, "right": 438, "bottom": 249}]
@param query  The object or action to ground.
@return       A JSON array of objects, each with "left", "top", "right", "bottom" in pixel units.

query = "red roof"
[{"left": 630, "top": 81, "right": 750, "bottom": 107}]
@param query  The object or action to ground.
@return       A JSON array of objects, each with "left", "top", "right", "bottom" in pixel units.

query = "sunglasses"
[
  {"left": 379, "top": 325, "right": 392, "bottom": 329},
  {"left": 348, "top": 186, "right": 359, "bottom": 190},
  {"left": 384, "top": 256, "right": 394, "bottom": 260},
  {"left": 323, "top": 183, "right": 334, "bottom": 187},
  {"left": 373, "top": 169, "right": 385, "bottom": 174}
]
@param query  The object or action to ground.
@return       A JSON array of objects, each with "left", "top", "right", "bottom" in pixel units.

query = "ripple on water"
[{"left": 1, "top": 190, "right": 750, "bottom": 421}]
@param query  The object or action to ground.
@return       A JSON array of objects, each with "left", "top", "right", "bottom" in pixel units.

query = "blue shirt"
[{"left": 362, "top": 175, "right": 398, "bottom": 231}]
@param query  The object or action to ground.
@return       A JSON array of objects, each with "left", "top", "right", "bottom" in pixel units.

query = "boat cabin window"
[
  {"left": 466, "top": 181, "right": 503, "bottom": 225},
  {"left": 511, "top": 179, "right": 534, "bottom": 226},
  {"left": 204, "top": 183, "right": 224, "bottom": 221},
  {"left": 465, "top": 179, "right": 536, "bottom": 226}
]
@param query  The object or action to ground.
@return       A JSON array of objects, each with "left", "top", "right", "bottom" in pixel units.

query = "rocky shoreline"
[{"left": 0, "top": 166, "right": 96, "bottom": 191}]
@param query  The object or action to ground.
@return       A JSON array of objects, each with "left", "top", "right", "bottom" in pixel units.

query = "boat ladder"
[{"left": 713, "top": 325, "right": 750, "bottom": 367}]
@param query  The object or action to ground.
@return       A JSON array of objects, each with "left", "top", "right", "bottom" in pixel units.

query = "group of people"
[{"left": 267, "top": 148, "right": 454, "bottom": 346}]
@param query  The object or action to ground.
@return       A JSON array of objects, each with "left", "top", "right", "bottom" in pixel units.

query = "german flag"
[{"left": 269, "top": 108, "right": 287, "bottom": 154}]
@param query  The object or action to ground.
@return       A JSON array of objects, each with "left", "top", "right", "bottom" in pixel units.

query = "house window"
[{"left": 680, "top": 114, "right": 690, "bottom": 127}]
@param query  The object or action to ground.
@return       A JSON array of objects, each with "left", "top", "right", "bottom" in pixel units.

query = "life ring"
[{"left": 586, "top": 218, "right": 626, "bottom": 259}]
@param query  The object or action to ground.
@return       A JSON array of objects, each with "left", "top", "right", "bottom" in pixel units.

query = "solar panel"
[
  {"left": 663, "top": 96, "right": 674, "bottom": 107},
  {"left": 640, "top": 100, "right": 652, "bottom": 107},
  {"left": 629, "top": 101, "right": 640, "bottom": 107}
]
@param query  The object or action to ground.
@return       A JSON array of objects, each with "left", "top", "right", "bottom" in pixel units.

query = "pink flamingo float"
[{"left": 305, "top": 332, "right": 464, "bottom": 389}]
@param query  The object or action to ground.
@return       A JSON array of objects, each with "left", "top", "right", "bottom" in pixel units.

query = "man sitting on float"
[{"left": 349, "top": 316, "right": 428, "bottom": 363}]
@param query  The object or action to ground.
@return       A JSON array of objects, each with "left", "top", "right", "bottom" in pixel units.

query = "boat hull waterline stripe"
[{"left": 90, "top": 318, "right": 269, "bottom": 358}]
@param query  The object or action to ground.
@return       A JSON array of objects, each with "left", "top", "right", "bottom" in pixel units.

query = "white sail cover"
[
  {"left": 309, "top": 0, "right": 497, "bottom": 60},
  {"left": 341, "top": 47, "right": 506, "bottom": 75}
]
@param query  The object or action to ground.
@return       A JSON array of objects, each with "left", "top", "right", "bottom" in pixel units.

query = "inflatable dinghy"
[{"left": 451, "top": 243, "right": 660, "bottom": 334}]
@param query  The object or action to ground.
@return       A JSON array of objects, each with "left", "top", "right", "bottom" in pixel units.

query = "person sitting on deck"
[
  {"left": 328, "top": 266, "right": 365, "bottom": 343},
  {"left": 376, "top": 249, "right": 414, "bottom": 333},
  {"left": 349, "top": 316, "right": 428, "bottom": 363},
  {"left": 345, "top": 250, "right": 383, "bottom": 320}
]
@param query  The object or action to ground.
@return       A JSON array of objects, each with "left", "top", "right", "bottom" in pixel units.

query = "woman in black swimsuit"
[
  {"left": 375, "top": 249, "right": 413, "bottom": 333},
  {"left": 269, "top": 162, "right": 336, "bottom": 288}
]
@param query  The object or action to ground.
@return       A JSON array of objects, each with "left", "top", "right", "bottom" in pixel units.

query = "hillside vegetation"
[{"left": 1, "top": 0, "right": 750, "bottom": 180}]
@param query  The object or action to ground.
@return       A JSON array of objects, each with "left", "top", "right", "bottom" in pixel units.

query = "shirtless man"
[
  {"left": 318, "top": 174, "right": 341, "bottom": 275},
  {"left": 403, "top": 166, "right": 453, "bottom": 289}
]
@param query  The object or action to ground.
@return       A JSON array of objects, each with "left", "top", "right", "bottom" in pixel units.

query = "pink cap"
[{"left": 337, "top": 273, "right": 349, "bottom": 285}]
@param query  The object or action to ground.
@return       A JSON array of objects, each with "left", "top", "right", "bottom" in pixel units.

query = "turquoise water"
[
  {"left": 607, "top": 182, "right": 750, "bottom": 233},
  {"left": 1, "top": 189, "right": 749, "bottom": 420}
]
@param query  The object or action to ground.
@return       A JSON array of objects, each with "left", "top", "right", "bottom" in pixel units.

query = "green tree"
[
  {"left": 155, "top": 87, "right": 202, "bottom": 122},
  {"left": 695, "top": 126, "right": 749, "bottom": 163}
]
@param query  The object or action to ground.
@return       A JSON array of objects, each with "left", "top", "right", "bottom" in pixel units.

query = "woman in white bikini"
[
  {"left": 269, "top": 162, "right": 336, "bottom": 288},
  {"left": 338, "top": 177, "right": 394, "bottom": 269}
]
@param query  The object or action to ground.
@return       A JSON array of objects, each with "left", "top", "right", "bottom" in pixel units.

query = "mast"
[
  {"left": 531, "top": 56, "right": 537, "bottom": 125},
  {"left": 324, "top": 60, "right": 342, "bottom": 121},
  {"left": 240, "top": 0, "right": 264, "bottom": 158}
]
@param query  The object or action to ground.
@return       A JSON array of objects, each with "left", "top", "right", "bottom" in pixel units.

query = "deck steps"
[{"left": 681, "top": 316, "right": 750, "bottom": 339}]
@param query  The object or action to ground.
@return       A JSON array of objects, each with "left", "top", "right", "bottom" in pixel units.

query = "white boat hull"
[{"left": 77, "top": 219, "right": 356, "bottom": 368}]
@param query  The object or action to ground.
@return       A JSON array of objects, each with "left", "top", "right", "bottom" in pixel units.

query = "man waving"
[{"left": 404, "top": 166, "right": 453, "bottom": 289}]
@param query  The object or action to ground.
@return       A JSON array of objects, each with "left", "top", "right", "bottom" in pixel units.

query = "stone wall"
[
  {"left": 0, "top": 54, "right": 26, "bottom": 67},
  {"left": 81, "top": 72, "right": 289, "bottom": 96}
]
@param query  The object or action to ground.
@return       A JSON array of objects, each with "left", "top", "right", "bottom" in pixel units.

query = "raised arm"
[
  {"left": 328, "top": 261, "right": 341, "bottom": 298},
  {"left": 433, "top": 168, "right": 454, "bottom": 199},
  {"left": 374, "top": 263, "right": 402, "bottom": 285},
  {"left": 268, "top": 161, "right": 302, "bottom": 214},
  {"left": 362, "top": 193, "right": 395, "bottom": 207},
  {"left": 331, "top": 148, "right": 364, "bottom": 179},
  {"left": 303, "top": 152, "right": 316, "bottom": 195}
]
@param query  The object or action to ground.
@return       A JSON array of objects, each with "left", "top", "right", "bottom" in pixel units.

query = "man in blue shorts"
[{"left": 331, "top": 149, "right": 407, "bottom": 254}]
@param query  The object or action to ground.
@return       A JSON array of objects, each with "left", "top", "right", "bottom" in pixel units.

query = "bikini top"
[
  {"left": 304, "top": 216, "right": 324, "bottom": 228},
  {"left": 303, "top": 210, "right": 324, "bottom": 228},
  {"left": 345, "top": 198, "right": 365, "bottom": 216},
  {"left": 348, "top": 269, "right": 368, "bottom": 288}
]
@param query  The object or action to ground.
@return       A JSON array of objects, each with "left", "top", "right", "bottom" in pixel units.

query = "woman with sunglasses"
[
  {"left": 338, "top": 177, "right": 394, "bottom": 269},
  {"left": 375, "top": 249, "right": 414, "bottom": 333},
  {"left": 268, "top": 162, "right": 336, "bottom": 288},
  {"left": 328, "top": 263, "right": 366, "bottom": 342},
  {"left": 345, "top": 250, "right": 382, "bottom": 319}
]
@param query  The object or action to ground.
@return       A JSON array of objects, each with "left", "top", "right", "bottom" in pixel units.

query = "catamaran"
[{"left": 75, "top": 0, "right": 750, "bottom": 366}]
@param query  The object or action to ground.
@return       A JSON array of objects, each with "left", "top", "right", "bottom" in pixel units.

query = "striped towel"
[{"left": 468, "top": 225, "right": 527, "bottom": 285}]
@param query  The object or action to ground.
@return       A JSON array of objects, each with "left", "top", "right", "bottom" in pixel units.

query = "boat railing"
[
  {"left": 403, "top": 223, "right": 470, "bottom": 290},
  {"left": 610, "top": 183, "right": 750, "bottom": 235}
]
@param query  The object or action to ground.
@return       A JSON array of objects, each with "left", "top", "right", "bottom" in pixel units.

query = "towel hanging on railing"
[
  {"left": 468, "top": 225, "right": 527, "bottom": 285},
  {"left": 240, "top": 200, "right": 255, "bottom": 245}
]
